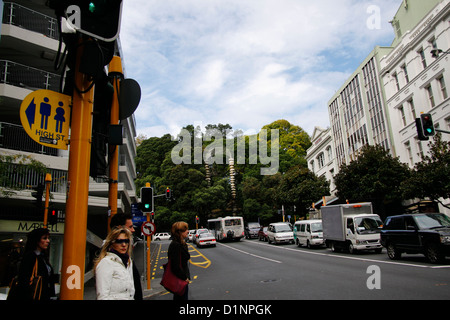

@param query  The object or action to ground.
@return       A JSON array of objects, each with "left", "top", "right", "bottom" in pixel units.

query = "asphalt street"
[{"left": 145, "top": 238, "right": 450, "bottom": 300}]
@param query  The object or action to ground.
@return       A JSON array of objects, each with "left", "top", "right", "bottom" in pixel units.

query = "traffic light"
[
  {"left": 141, "top": 187, "right": 153, "bottom": 213},
  {"left": 31, "top": 184, "right": 44, "bottom": 207},
  {"left": 90, "top": 72, "right": 114, "bottom": 178},
  {"left": 62, "top": 0, "right": 123, "bottom": 42},
  {"left": 421, "top": 113, "right": 435, "bottom": 137},
  {"left": 48, "top": 208, "right": 58, "bottom": 225},
  {"left": 166, "top": 187, "right": 172, "bottom": 199},
  {"left": 415, "top": 118, "right": 429, "bottom": 141}
]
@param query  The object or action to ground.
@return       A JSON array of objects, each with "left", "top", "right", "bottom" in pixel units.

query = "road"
[{"left": 145, "top": 238, "right": 450, "bottom": 300}]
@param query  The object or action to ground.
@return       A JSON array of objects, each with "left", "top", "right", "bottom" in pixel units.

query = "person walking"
[
  {"left": 94, "top": 227, "right": 135, "bottom": 300},
  {"left": 168, "top": 221, "right": 191, "bottom": 300},
  {"left": 110, "top": 212, "right": 142, "bottom": 300},
  {"left": 9, "top": 228, "right": 56, "bottom": 300}
]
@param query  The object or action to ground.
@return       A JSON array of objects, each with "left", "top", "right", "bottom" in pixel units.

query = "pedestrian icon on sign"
[
  {"left": 54, "top": 102, "right": 66, "bottom": 133},
  {"left": 40, "top": 97, "right": 51, "bottom": 130}
]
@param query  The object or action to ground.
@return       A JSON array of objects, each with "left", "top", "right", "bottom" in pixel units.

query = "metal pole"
[
  {"left": 43, "top": 173, "right": 51, "bottom": 228},
  {"left": 60, "top": 38, "right": 94, "bottom": 300},
  {"left": 107, "top": 56, "right": 122, "bottom": 232}
]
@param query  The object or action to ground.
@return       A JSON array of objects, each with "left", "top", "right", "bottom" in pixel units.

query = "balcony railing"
[
  {"left": 2, "top": 2, "right": 60, "bottom": 40},
  {"left": 0, "top": 122, "right": 58, "bottom": 156},
  {"left": 0, "top": 60, "right": 61, "bottom": 91},
  {"left": 0, "top": 162, "right": 68, "bottom": 194}
]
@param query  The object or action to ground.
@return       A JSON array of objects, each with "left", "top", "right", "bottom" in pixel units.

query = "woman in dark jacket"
[
  {"left": 168, "top": 221, "right": 191, "bottom": 300},
  {"left": 11, "top": 228, "right": 56, "bottom": 300}
]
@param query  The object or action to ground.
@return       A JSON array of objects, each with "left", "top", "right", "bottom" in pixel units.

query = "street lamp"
[{"left": 431, "top": 48, "right": 449, "bottom": 58}]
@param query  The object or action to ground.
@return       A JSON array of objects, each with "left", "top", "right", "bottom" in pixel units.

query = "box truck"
[{"left": 322, "top": 203, "right": 383, "bottom": 253}]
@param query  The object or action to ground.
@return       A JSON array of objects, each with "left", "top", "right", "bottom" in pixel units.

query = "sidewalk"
[{"left": 83, "top": 276, "right": 166, "bottom": 300}]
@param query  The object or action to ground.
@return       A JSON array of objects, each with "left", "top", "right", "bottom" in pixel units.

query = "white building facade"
[{"left": 306, "top": 0, "right": 450, "bottom": 213}]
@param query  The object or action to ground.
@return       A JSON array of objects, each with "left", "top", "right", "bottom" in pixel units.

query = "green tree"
[
  {"left": 401, "top": 134, "right": 450, "bottom": 209},
  {"left": 275, "top": 166, "right": 330, "bottom": 217},
  {"left": 334, "top": 145, "right": 410, "bottom": 219}
]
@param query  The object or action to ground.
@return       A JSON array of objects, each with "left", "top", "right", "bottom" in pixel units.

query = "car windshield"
[
  {"left": 275, "top": 224, "right": 292, "bottom": 232},
  {"left": 413, "top": 214, "right": 450, "bottom": 230},
  {"left": 199, "top": 232, "right": 213, "bottom": 238},
  {"left": 248, "top": 223, "right": 260, "bottom": 228},
  {"left": 311, "top": 223, "right": 323, "bottom": 232},
  {"left": 354, "top": 217, "right": 383, "bottom": 234}
]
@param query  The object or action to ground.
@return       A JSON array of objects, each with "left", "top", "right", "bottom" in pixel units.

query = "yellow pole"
[
  {"left": 60, "top": 39, "right": 94, "bottom": 300},
  {"left": 107, "top": 56, "right": 122, "bottom": 233},
  {"left": 145, "top": 182, "right": 151, "bottom": 290},
  {"left": 43, "top": 173, "right": 51, "bottom": 228}
]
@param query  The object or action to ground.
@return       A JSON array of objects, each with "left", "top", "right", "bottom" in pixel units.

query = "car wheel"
[
  {"left": 387, "top": 243, "right": 401, "bottom": 260},
  {"left": 426, "top": 243, "right": 444, "bottom": 264},
  {"left": 348, "top": 243, "right": 356, "bottom": 254}
]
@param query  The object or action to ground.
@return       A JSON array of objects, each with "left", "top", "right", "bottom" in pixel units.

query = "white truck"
[{"left": 322, "top": 202, "right": 383, "bottom": 254}]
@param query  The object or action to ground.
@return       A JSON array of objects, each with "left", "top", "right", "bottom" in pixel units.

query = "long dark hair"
[{"left": 24, "top": 228, "right": 50, "bottom": 258}]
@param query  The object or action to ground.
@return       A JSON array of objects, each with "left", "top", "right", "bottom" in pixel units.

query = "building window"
[
  {"left": 418, "top": 48, "right": 427, "bottom": 69},
  {"left": 404, "top": 141, "right": 413, "bottom": 166},
  {"left": 399, "top": 106, "right": 406, "bottom": 126},
  {"left": 415, "top": 138, "right": 425, "bottom": 160},
  {"left": 408, "top": 98, "right": 416, "bottom": 119},
  {"left": 326, "top": 146, "right": 333, "bottom": 162},
  {"left": 393, "top": 72, "right": 400, "bottom": 91},
  {"left": 401, "top": 64, "right": 409, "bottom": 83},
  {"left": 425, "top": 84, "right": 435, "bottom": 108},
  {"left": 317, "top": 153, "right": 325, "bottom": 169},
  {"left": 438, "top": 76, "right": 448, "bottom": 100},
  {"left": 310, "top": 160, "right": 315, "bottom": 173}
]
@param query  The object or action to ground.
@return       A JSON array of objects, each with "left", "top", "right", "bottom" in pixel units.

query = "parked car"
[
  {"left": 245, "top": 222, "right": 261, "bottom": 239},
  {"left": 258, "top": 226, "right": 268, "bottom": 242},
  {"left": 267, "top": 222, "right": 294, "bottom": 244},
  {"left": 294, "top": 219, "right": 324, "bottom": 248},
  {"left": 196, "top": 232, "right": 217, "bottom": 247},
  {"left": 380, "top": 213, "right": 450, "bottom": 263},
  {"left": 187, "top": 230, "right": 196, "bottom": 242},
  {"left": 192, "top": 228, "right": 209, "bottom": 244},
  {"left": 153, "top": 232, "right": 171, "bottom": 241}
]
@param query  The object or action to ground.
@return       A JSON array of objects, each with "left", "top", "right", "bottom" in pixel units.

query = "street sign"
[
  {"left": 20, "top": 90, "right": 71, "bottom": 150},
  {"left": 141, "top": 221, "right": 155, "bottom": 237}
]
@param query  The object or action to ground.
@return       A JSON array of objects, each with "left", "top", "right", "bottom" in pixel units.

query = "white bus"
[{"left": 207, "top": 216, "right": 245, "bottom": 241}]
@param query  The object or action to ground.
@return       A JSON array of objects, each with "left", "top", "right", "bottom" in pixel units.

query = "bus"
[{"left": 207, "top": 216, "right": 245, "bottom": 241}]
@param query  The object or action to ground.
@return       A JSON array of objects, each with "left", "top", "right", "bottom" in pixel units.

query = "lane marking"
[
  {"left": 218, "top": 242, "right": 282, "bottom": 264},
  {"left": 187, "top": 243, "right": 212, "bottom": 268},
  {"left": 245, "top": 240, "right": 450, "bottom": 269}
]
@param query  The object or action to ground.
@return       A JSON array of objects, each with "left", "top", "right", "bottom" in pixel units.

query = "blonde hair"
[
  {"left": 93, "top": 227, "right": 133, "bottom": 273},
  {"left": 171, "top": 221, "right": 189, "bottom": 244}
]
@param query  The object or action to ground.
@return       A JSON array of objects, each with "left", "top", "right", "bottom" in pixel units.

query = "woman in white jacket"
[{"left": 94, "top": 227, "right": 135, "bottom": 300}]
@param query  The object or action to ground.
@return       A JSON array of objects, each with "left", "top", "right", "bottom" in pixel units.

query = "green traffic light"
[
  {"left": 145, "top": 204, "right": 150, "bottom": 209},
  {"left": 89, "top": 2, "right": 96, "bottom": 13}
]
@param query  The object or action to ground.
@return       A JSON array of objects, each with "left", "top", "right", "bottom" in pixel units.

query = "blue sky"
[{"left": 119, "top": 0, "right": 401, "bottom": 138}]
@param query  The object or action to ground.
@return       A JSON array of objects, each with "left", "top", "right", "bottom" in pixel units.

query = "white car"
[
  {"left": 153, "top": 232, "right": 171, "bottom": 241},
  {"left": 267, "top": 222, "right": 294, "bottom": 244},
  {"left": 187, "top": 230, "right": 196, "bottom": 242},
  {"left": 196, "top": 232, "right": 217, "bottom": 247},
  {"left": 193, "top": 228, "right": 209, "bottom": 244}
]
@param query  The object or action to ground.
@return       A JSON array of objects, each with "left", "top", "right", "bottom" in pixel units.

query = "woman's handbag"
[
  {"left": 29, "top": 258, "right": 43, "bottom": 300},
  {"left": 160, "top": 259, "right": 187, "bottom": 296},
  {"left": 7, "top": 258, "right": 42, "bottom": 300}
]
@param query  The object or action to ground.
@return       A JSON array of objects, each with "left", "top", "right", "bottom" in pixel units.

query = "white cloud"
[{"left": 120, "top": 0, "right": 400, "bottom": 138}]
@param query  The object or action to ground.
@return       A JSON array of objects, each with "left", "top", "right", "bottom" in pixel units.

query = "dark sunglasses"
[{"left": 113, "top": 239, "right": 130, "bottom": 245}]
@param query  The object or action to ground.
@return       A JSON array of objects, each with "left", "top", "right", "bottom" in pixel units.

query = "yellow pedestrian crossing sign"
[{"left": 20, "top": 89, "right": 72, "bottom": 150}]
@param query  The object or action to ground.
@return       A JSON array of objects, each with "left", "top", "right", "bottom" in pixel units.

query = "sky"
[{"left": 119, "top": 0, "right": 401, "bottom": 139}]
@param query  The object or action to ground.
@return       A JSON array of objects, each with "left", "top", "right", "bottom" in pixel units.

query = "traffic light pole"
[
  {"left": 60, "top": 38, "right": 95, "bottom": 300},
  {"left": 43, "top": 173, "right": 52, "bottom": 228},
  {"left": 107, "top": 56, "right": 122, "bottom": 232}
]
